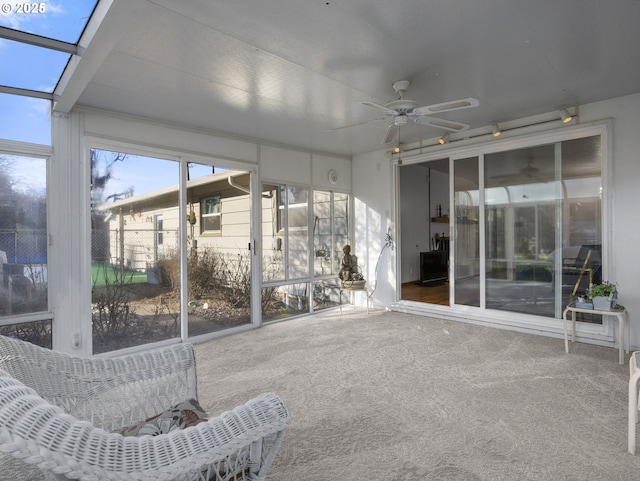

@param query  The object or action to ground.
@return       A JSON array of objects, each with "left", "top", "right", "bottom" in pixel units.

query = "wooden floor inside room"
[{"left": 401, "top": 281, "right": 449, "bottom": 306}]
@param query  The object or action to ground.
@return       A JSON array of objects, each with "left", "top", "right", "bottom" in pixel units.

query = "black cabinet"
[{"left": 419, "top": 251, "right": 448, "bottom": 285}]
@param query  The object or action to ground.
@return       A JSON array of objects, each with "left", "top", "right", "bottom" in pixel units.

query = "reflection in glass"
[
  {"left": 0, "top": 155, "right": 48, "bottom": 318},
  {"left": 261, "top": 183, "right": 310, "bottom": 281},
  {"left": 186, "top": 165, "right": 252, "bottom": 337},
  {"left": 454, "top": 157, "right": 480, "bottom": 307},
  {"left": 91, "top": 149, "right": 180, "bottom": 354},
  {"left": 262, "top": 184, "right": 285, "bottom": 281},
  {"left": 262, "top": 283, "right": 309, "bottom": 321},
  {"left": 312, "top": 279, "right": 342, "bottom": 311},
  {"left": 483, "top": 137, "right": 602, "bottom": 318},
  {"left": 485, "top": 144, "right": 557, "bottom": 316},
  {"left": 0, "top": 319, "right": 51, "bottom": 348},
  {"left": 313, "top": 191, "right": 349, "bottom": 277},
  {"left": 287, "top": 186, "right": 310, "bottom": 279}
]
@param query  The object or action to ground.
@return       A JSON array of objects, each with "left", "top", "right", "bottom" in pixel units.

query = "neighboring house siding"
[{"left": 103, "top": 193, "right": 259, "bottom": 270}]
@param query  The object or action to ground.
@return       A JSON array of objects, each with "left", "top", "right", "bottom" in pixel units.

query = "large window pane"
[
  {"left": 313, "top": 190, "right": 349, "bottom": 278},
  {"left": 454, "top": 157, "right": 480, "bottom": 307},
  {"left": 557, "top": 136, "right": 602, "bottom": 317},
  {"left": 288, "top": 186, "right": 310, "bottom": 279},
  {"left": 0, "top": 319, "right": 51, "bottom": 348},
  {"left": 262, "top": 184, "right": 285, "bottom": 281},
  {"left": 485, "top": 144, "right": 557, "bottom": 316},
  {"left": 483, "top": 137, "right": 601, "bottom": 319},
  {"left": 262, "top": 282, "right": 309, "bottom": 321},
  {"left": 261, "top": 183, "right": 310, "bottom": 281},
  {"left": 91, "top": 149, "right": 180, "bottom": 354},
  {"left": 0, "top": 94, "right": 51, "bottom": 145},
  {"left": 263, "top": 184, "right": 349, "bottom": 317},
  {"left": 186, "top": 166, "right": 252, "bottom": 337},
  {"left": 0, "top": 155, "right": 48, "bottom": 318}
]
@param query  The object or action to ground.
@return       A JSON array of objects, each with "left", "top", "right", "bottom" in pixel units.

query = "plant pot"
[{"left": 592, "top": 296, "right": 613, "bottom": 311}]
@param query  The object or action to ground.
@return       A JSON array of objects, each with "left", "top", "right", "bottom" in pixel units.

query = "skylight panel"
[
  {"left": 0, "top": 0, "right": 98, "bottom": 97},
  {"left": 0, "top": 92, "right": 51, "bottom": 144},
  {"left": 0, "top": 38, "right": 70, "bottom": 92},
  {"left": 0, "top": 1, "right": 99, "bottom": 43}
]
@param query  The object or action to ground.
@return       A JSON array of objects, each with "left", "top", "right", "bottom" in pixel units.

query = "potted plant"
[{"left": 586, "top": 281, "right": 618, "bottom": 311}]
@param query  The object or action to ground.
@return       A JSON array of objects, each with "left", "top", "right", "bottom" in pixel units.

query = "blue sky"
[
  {"left": 0, "top": 1, "right": 98, "bottom": 145},
  {"left": 1, "top": 3, "right": 227, "bottom": 198}
]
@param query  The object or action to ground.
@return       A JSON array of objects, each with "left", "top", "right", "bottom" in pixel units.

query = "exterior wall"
[
  {"left": 579, "top": 93, "right": 640, "bottom": 349},
  {"left": 103, "top": 194, "right": 254, "bottom": 272}
]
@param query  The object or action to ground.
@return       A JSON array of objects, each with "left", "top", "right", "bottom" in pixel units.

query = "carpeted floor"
[
  {"left": 4, "top": 308, "right": 640, "bottom": 480},
  {"left": 195, "top": 309, "right": 640, "bottom": 480}
]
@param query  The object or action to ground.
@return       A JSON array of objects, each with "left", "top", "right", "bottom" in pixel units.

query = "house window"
[
  {"left": 155, "top": 215, "right": 164, "bottom": 245},
  {"left": 201, "top": 196, "right": 221, "bottom": 233}
]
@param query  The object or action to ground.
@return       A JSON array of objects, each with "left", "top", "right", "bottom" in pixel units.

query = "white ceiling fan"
[{"left": 336, "top": 80, "right": 479, "bottom": 144}]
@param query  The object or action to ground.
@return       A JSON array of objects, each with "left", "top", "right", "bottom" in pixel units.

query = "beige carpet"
[
  {"left": 196, "top": 309, "right": 640, "bottom": 480},
  {"left": 4, "top": 308, "right": 640, "bottom": 479}
]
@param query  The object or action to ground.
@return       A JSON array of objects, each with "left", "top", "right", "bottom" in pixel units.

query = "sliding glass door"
[
  {"left": 90, "top": 147, "right": 254, "bottom": 354},
  {"left": 484, "top": 144, "right": 559, "bottom": 316},
  {"left": 407, "top": 131, "right": 603, "bottom": 322},
  {"left": 450, "top": 135, "right": 602, "bottom": 318},
  {"left": 453, "top": 157, "right": 480, "bottom": 307}
]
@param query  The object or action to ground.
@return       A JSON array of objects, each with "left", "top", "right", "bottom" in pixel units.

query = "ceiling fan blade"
[
  {"left": 326, "top": 118, "right": 386, "bottom": 132},
  {"left": 414, "top": 116, "right": 470, "bottom": 132},
  {"left": 381, "top": 124, "right": 398, "bottom": 144},
  {"left": 362, "top": 101, "right": 397, "bottom": 116},
  {"left": 413, "top": 97, "right": 479, "bottom": 115}
]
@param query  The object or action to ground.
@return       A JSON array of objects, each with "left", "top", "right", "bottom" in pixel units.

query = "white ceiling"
[{"left": 62, "top": 0, "right": 640, "bottom": 157}]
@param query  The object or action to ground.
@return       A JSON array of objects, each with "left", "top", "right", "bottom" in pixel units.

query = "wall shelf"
[{"left": 431, "top": 217, "right": 449, "bottom": 223}]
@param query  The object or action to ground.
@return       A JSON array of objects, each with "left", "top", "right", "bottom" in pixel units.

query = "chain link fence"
[{"left": 0, "top": 229, "right": 48, "bottom": 317}]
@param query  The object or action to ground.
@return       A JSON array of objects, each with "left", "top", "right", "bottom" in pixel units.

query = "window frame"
[
  {"left": 0, "top": 140, "right": 53, "bottom": 326},
  {"left": 200, "top": 195, "right": 222, "bottom": 235}
]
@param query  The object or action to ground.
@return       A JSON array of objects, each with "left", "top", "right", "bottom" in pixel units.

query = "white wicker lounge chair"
[{"left": 0, "top": 335, "right": 290, "bottom": 480}]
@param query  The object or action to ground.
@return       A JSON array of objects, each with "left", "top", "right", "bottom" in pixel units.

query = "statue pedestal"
[
  {"left": 339, "top": 280, "right": 369, "bottom": 314},
  {"left": 341, "top": 279, "right": 366, "bottom": 289}
]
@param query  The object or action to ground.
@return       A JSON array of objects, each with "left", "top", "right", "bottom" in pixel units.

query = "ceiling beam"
[
  {"left": 0, "top": 85, "right": 54, "bottom": 100},
  {"left": 53, "top": 0, "right": 145, "bottom": 114},
  {"left": 0, "top": 26, "right": 77, "bottom": 54}
]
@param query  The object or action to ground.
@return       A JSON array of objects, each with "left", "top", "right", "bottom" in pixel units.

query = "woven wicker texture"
[{"left": 0, "top": 336, "right": 290, "bottom": 481}]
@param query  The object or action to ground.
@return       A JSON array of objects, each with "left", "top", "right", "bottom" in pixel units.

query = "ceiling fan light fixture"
[
  {"left": 492, "top": 123, "right": 502, "bottom": 137},
  {"left": 438, "top": 134, "right": 449, "bottom": 145},
  {"left": 560, "top": 109, "right": 573, "bottom": 123}
]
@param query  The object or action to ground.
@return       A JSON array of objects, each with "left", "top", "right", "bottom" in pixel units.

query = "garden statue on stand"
[{"left": 339, "top": 245, "right": 366, "bottom": 288}]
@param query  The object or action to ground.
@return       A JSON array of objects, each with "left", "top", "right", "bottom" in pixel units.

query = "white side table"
[
  {"left": 563, "top": 302, "right": 628, "bottom": 364},
  {"left": 339, "top": 284, "right": 370, "bottom": 314}
]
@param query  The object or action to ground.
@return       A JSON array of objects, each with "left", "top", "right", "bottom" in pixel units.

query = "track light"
[
  {"left": 438, "top": 134, "right": 449, "bottom": 145},
  {"left": 492, "top": 123, "right": 502, "bottom": 137},
  {"left": 560, "top": 109, "right": 573, "bottom": 123}
]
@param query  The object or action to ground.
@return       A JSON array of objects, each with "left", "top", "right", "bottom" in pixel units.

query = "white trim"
[
  {"left": 0, "top": 139, "right": 52, "bottom": 157},
  {"left": 54, "top": 0, "right": 146, "bottom": 113}
]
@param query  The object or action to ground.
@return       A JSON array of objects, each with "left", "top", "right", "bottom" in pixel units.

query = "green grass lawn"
[{"left": 91, "top": 263, "right": 148, "bottom": 287}]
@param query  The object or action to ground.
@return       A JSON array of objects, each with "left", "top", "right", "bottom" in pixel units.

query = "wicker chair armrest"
[
  {"left": 0, "top": 374, "right": 290, "bottom": 480},
  {"left": 67, "top": 342, "right": 197, "bottom": 381},
  {"left": 0, "top": 335, "right": 196, "bottom": 385}
]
